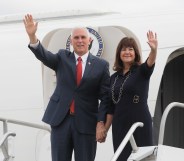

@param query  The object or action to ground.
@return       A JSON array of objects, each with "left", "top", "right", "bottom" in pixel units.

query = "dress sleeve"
[
  {"left": 107, "top": 74, "right": 116, "bottom": 115},
  {"left": 140, "top": 58, "right": 155, "bottom": 79},
  {"left": 107, "top": 100, "right": 115, "bottom": 114}
]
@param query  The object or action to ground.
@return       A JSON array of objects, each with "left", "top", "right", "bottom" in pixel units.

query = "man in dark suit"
[{"left": 23, "top": 14, "right": 110, "bottom": 161}]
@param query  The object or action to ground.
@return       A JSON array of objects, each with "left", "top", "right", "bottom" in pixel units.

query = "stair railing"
[
  {"left": 0, "top": 117, "right": 51, "bottom": 161},
  {"left": 110, "top": 122, "right": 144, "bottom": 161}
]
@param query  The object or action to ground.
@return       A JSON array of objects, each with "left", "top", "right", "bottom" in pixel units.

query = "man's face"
[{"left": 70, "top": 28, "right": 91, "bottom": 56}]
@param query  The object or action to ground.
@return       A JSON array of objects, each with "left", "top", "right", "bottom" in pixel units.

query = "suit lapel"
[{"left": 80, "top": 53, "right": 95, "bottom": 85}]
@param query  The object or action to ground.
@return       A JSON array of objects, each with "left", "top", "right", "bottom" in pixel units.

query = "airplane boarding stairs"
[
  {"left": 0, "top": 102, "right": 184, "bottom": 161},
  {"left": 0, "top": 132, "right": 16, "bottom": 161},
  {"left": 0, "top": 117, "right": 51, "bottom": 161},
  {"left": 110, "top": 102, "right": 184, "bottom": 161}
]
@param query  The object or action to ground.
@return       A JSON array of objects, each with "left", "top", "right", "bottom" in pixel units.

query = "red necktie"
[
  {"left": 70, "top": 57, "right": 82, "bottom": 114},
  {"left": 76, "top": 57, "right": 82, "bottom": 85}
]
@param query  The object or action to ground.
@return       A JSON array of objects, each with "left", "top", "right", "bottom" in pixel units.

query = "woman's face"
[{"left": 120, "top": 47, "right": 135, "bottom": 65}]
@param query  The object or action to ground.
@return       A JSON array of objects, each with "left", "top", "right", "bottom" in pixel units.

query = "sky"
[{"left": 0, "top": 0, "right": 183, "bottom": 17}]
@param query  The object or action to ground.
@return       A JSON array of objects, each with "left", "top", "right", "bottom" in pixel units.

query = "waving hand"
[
  {"left": 23, "top": 14, "right": 38, "bottom": 43},
  {"left": 147, "top": 30, "right": 158, "bottom": 67}
]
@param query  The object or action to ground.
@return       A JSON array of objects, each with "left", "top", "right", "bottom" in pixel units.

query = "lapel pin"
[{"left": 88, "top": 62, "right": 91, "bottom": 65}]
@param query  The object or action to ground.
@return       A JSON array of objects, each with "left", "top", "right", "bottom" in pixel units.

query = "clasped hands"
[{"left": 96, "top": 122, "right": 107, "bottom": 143}]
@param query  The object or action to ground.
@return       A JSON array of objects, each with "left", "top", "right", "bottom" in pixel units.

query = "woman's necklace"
[{"left": 111, "top": 71, "right": 131, "bottom": 104}]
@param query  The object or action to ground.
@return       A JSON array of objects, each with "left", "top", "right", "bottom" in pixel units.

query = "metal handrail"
[
  {"left": 0, "top": 117, "right": 51, "bottom": 134},
  {"left": 0, "top": 116, "right": 51, "bottom": 161},
  {"left": 0, "top": 132, "right": 16, "bottom": 147},
  {"left": 158, "top": 102, "right": 184, "bottom": 144},
  {"left": 110, "top": 122, "right": 144, "bottom": 161},
  {"left": 0, "top": 132, "right": 16, "bottom": 160}
]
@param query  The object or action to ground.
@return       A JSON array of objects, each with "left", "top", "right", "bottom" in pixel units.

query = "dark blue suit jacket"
[{"left": 29, "top": 43, "right": 110, "bottom": 134}]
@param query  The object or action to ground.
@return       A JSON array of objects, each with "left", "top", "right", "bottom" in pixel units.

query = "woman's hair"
[{"left": 113, "top": 37, "right": 141, "bottom": 72}]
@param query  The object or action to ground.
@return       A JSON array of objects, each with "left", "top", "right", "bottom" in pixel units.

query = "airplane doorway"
[
  {"left": 153, "top": 47, "right": 184, "bottom": 148},
  {"left": 41, "top": 26, "right": 141, "bottom": 109},
  {"left": 40, "top": 26, "right": 141, "bottom": 161}
]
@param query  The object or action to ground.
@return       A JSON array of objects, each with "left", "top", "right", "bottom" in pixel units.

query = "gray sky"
[{"left": 0, "top": 0, "right": 183, "bottom": 16}]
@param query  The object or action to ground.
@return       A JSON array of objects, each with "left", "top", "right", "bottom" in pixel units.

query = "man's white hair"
[{"left": 71, "top": 27, "right": 90, "bottom": 38}]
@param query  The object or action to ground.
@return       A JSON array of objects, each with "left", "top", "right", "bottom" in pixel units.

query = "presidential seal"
[{"left": 66, "top": 27, "right": 104, "bottom": 57}]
